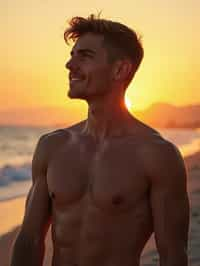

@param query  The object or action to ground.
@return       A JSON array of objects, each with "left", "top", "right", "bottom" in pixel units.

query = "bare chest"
[{"left": 47, "top": 138, "right": 148, "bottom": 211}]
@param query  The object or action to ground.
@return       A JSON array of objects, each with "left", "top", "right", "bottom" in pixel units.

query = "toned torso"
[{"left": 46, "top": 121, "right": 162, "bottom": 266}]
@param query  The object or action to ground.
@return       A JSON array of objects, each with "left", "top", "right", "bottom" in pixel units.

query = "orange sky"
[{"left": 1, "top": 0, "right": 200, "bottom": 125}]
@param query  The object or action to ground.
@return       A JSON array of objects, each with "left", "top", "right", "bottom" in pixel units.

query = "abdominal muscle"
[{"left": 50, "top": 194, "right": 153, "bottom": 266}]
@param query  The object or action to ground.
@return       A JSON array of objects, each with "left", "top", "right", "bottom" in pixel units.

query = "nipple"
[
  {"left": 112, "top": 195, "right": 123, "bottom": 205},
  {"left": 50, "top": 192, "right": 55, "bottom": 199}
]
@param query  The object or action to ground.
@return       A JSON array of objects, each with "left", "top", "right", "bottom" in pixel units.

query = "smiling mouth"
[
  {"left": 70, "top": 78, "right": 83, "bottom": 87},
  {"left": 69, "top": 72, "right": 85, "bottom": 82},
  {"left": 69, "top": 76, "right": 86, "bottom": 85},
  {"left": 70, "top": 78, "right": 82, "bottom": 81}
]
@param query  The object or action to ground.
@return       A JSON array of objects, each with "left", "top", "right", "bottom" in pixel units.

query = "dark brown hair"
[{"left": 64, "top": 14, "right": 144, "bottom": 75}]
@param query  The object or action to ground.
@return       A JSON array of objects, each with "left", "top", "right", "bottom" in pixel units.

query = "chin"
[{"left": 68, "top": 90, "right": 88, "bottom": 100}]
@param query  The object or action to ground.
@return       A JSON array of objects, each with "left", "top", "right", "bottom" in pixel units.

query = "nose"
[
  {"left": 65, "top": 58, "right": 72, "bottom": 70},
  {"left": 65, "top": 56, "right": 78, "bottom": 71}
]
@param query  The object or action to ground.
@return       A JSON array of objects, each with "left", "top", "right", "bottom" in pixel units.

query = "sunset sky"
[{"left": 1, "top": 0, "right": 200, "bottom": 125}]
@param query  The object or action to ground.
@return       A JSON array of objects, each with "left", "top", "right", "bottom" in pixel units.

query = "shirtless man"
[{"left": 11, "top": 15, "right": 189, "bottom": 266}]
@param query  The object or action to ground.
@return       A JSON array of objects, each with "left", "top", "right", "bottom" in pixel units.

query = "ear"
[{"left": 113, "top": 60, "right": 133, "bottom": 82}]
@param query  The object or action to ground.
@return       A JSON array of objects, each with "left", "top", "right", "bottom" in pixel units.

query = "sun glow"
[{"left": 125, "top": 96, "right": 132, "bottom": 110}]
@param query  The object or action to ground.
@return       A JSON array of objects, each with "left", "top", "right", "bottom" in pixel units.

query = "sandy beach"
[{"left": 1, "top": 152, "right": 200, "bottom": 266}]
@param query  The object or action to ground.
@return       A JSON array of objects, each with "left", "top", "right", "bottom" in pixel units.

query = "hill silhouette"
[{"left": 135, "top": 103, "right": 200, "bottom": 128}]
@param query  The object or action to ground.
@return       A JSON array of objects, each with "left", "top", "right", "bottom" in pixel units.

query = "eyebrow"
[{"left": 70, "top": 48, "right": 96, "bottom": 56}]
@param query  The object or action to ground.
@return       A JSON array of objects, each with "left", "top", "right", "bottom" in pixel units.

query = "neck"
[{"left": 82, "top": 91, "right": 135, "bottom": 141}]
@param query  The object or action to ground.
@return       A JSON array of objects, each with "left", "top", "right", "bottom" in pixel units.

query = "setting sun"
[
  {"left": 125, "top": 96, "right": 132, "bottom": 110},
  {"left": 1, "top": 0, "right": 200, "bottom": 125}
]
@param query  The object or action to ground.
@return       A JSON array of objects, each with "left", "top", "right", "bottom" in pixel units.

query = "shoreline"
[{"left": 0, "top": 193, "right": 28, "bottom": 204}]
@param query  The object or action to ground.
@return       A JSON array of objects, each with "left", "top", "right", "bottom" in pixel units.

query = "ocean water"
[{"left": 0, "top": 125, "right": 200, "bottom": 202}]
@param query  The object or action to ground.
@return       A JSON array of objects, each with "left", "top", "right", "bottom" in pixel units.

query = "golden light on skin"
[{"left": 125, "top": 95, "right": 132, "bottom": 110}]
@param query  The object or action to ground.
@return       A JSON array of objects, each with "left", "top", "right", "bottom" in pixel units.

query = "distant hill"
[
  {"left": 134, "top": 103, "right": 200, "bottom": 128},
  {"left": 0, "top": 103, "right": 200, "bottom": 128}
]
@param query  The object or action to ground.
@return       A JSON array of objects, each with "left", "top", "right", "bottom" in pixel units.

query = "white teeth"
[{"left": 71, "top": 78, "right": 81, "bottom": 81}]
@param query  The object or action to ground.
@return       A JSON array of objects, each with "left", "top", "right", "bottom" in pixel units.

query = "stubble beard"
[
  {"left": 68, "top": 78, "right": 112, "bottom": 102},
  {"left": 68, "top": 84, "right": 88, "bottom": 100}
]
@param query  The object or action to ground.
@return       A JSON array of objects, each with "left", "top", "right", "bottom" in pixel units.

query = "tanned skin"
[{"left": 11, "top": 33, "right": 189, "bottom": 266}]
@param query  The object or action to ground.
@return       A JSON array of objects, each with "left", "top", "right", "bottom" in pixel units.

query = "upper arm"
[
  {"left": 147, "top": 141, "right": 190, "bottom": 260},
  {"left": 20, "top": 134, "right": 52, "bottom": 242}
]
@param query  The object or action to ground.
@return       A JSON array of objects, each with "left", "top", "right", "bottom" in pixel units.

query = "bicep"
[
  {"left": 21, "top": 136, "right": 51, "bottom": 240},
  {"left": 150, "top": 180, "right": 189, "bottom": 254},
  {"left": 22, "top": 176, "right": 51, "bottom": 239},
  {"left": 148, "top": 142, "right": 190, "bottom": 255}
]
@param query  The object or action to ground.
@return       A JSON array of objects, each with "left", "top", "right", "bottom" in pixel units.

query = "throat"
[{"left": 83, "top": 109, "right": 136, "bottom": 141}]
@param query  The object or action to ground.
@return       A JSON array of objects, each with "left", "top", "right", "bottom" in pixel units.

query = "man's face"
[{"left": 66, "top": 33, "right": 115, "bottom": 100}]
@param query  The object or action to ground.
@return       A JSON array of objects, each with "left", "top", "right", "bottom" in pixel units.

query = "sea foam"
[{"left": 0, "top": 163, "right": 31, "bottom": 186}]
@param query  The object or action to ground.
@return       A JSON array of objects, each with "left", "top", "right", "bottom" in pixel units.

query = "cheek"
[
  {"left": 85, "top": 64, "right": 113, "bottom": 90},
  {"left": 91, "top": 67, "right": 112, "bottom": 82}
]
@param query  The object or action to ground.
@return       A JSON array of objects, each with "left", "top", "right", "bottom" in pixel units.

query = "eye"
[{"left": 80, "top": 53, "right": 93, "bottom": 60}]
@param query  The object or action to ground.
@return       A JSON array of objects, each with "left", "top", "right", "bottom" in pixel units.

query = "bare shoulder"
[
  {"left": 141, "top": 132, "right": 184, "bottom": 167},
  {"left": 63, "top": 119, "right": 86, "bottom": 133},
  {"left": 33, "top": 128, "right": 68, "bottom": 165},
  {"left": 135, "top": 120, "right": 181, "bottom": 161},
  {"left": 34, "top": 120, "right": 86, "bottom": 165},
  {"left": 138, "top": 128, "right": 187, "bottom": 188},
  {"left": 32, "top": 123, "right": 80, "bottom": 175}
]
